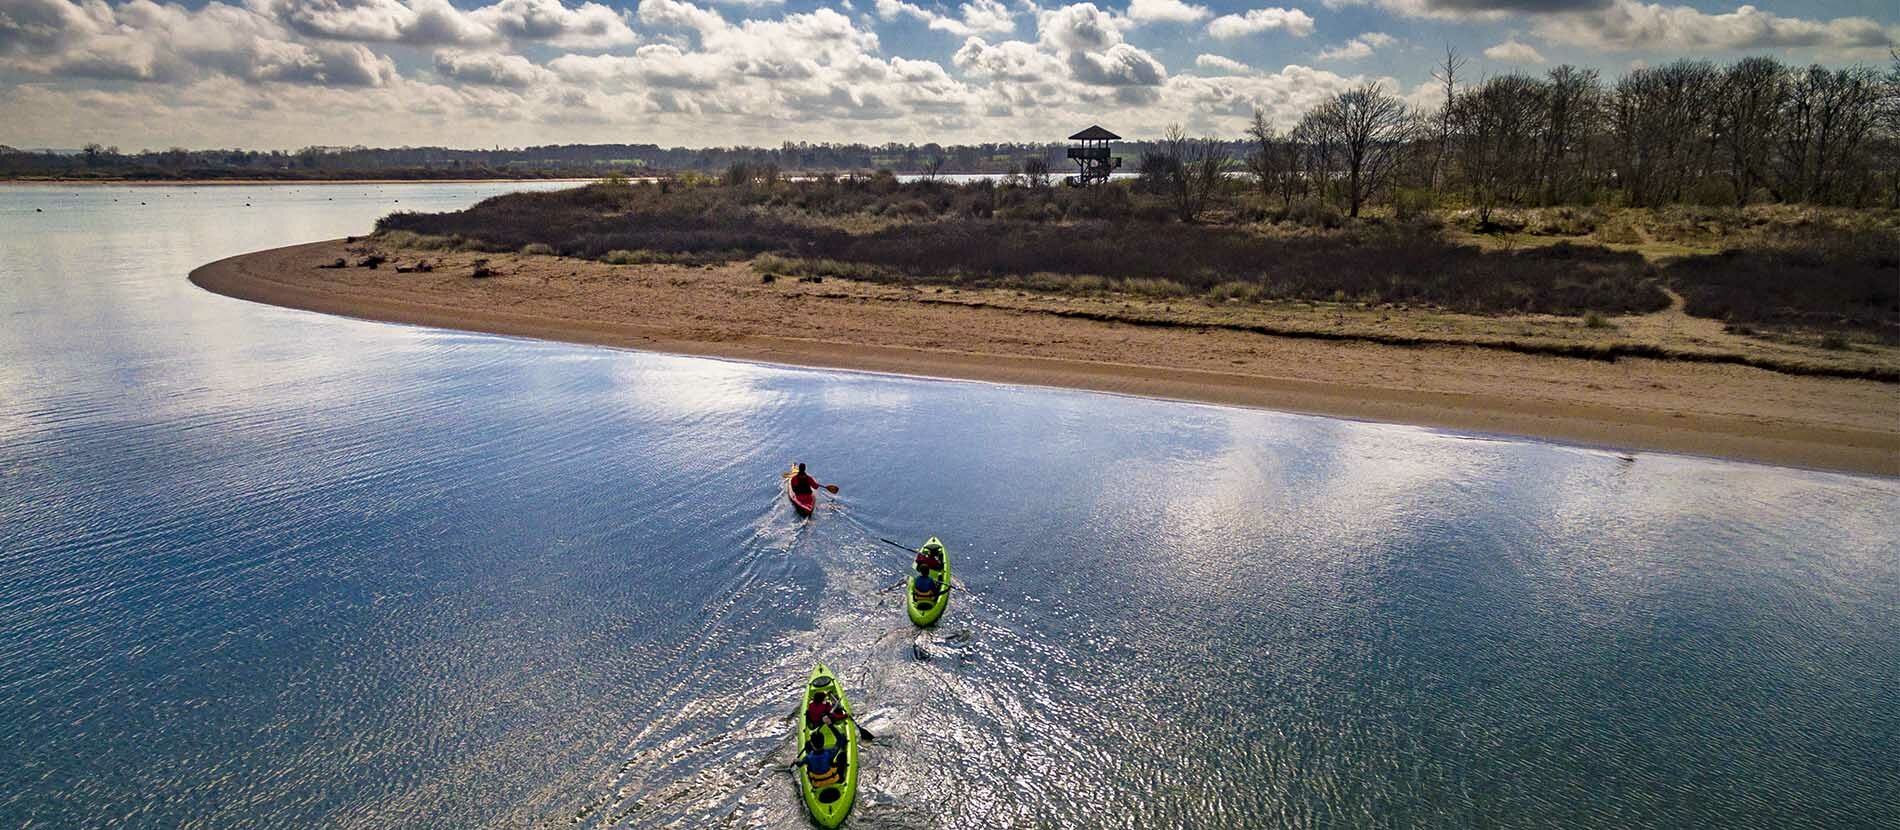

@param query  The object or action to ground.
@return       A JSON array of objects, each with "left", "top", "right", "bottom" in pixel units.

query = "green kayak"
[
  {"left": 907, "top": 537, "right": 949, "bottom": 627},
  {"left": 796, "top": 663, "right": 858, "bottom": 828}
]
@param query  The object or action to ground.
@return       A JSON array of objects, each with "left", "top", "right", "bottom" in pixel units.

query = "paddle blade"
[{"left": 825, "top": 484, "right": 839, "bottom": 493}]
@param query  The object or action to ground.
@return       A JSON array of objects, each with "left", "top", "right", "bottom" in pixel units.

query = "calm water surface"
[{"left": 1, "top": 183, "right": 1895, "bottom": 829}]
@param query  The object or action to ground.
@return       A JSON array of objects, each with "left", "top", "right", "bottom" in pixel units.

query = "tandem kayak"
[
  {"left": 907, "top": 537, "right": 949, "bottom": 627},
  {"left": 797, "top": 663, "right": 859, "bottom": 828},
  {"left": 787, "top": 464, "right": 816, "bottom": 517}
]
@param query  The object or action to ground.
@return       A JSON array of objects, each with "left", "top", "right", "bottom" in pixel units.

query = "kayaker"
[
  {"left": 788, "top": 464, "right": 824, "bottom": 499},
  {"left": 913, "top": 570, "right": 942, "bottom": 600},
  {"left": 915, "top": 546, "right": 943, "bottom": 574},
  {"left": 806, "top": 691, "right": 851, "bottom": 728},
  {"left": 793, "top": 734, "right": 845, "bottom": 785}
]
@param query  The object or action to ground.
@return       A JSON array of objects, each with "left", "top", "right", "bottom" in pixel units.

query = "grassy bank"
[{"left": 375, "top": 177, "right": 1898, "bottom": 343}]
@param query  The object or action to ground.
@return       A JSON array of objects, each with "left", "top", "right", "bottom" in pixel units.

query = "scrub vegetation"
[{"left": 377, "top": 172, "right": 1898, "bottom": 341}]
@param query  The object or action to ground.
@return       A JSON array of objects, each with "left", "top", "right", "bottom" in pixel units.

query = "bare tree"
[
  {"left": 1538, "top": 66, "right": 1603, "bottom": 204},
  {"left": 1612, "top": 61, "right": 1719, "bottom": 206},
  {"left": 1022, "top": 156, "right": 1050, "bottom": 187},
  {"left": 1311, "top": 83, "right": 1418, "bottom": 217},
  {"left": 922, "top": 155, "right": 946, "bottom": 180},
  {"left": 1158, "top": 124, "right": 1230, "bottom": 221},
  {"left": 1453, "top": 75, "right": 1548, "bottom": 224},
  {"left": 1292, "top": 108, "right": 1334, "bottom": 204},
  {"left": 1428, "top": 46, "right": 1466, "bottom": 193},
  {"left": 1881, "top": 49, "right": 1900, "bottom": 207},
  {"left": 1246, "top": 109, "right": 1299, "bottom": 208},
  {"left": 1776, "top": 64, "right": 1883, "bottom": 204},
  {"left": 1712, "top": 57, "right": 1786, "bottom": 207}
]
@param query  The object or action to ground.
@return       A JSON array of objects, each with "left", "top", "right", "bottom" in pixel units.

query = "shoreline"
[
  {"left": 190, "top": 239, "right": 1900, "bottom": 477},
  {"left": 3, "top": 177, "right": 603, "bottom": 186}
]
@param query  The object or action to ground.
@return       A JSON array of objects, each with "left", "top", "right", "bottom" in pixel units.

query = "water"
[{"left": 1, "top": 183, "right": 1895, "bottom": 830}]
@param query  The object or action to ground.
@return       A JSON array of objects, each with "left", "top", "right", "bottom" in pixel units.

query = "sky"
[{"left": 0, "top": 0, "right": 1894, "bottom": 149}]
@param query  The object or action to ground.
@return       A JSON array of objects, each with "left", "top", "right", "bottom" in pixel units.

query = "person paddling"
[
  {"left": 789, "top": 464, "right": 825, "bottom": 500},
  {"left": 786, "top": 463, "right": 839, "bottom": 517},
  {"left": 915, "top": 545, "right": 943, "bottom": 575},
  {"left": 912, "top": 570, "right": 942, "bottom": 601},
  {"left": 806, "top": 690, "right": 852, "bottom": 729},
  {"left": 793, "top": 730, "right": 846, "bottom": 785}
]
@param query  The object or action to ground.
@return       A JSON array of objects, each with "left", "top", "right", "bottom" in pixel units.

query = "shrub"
[
  {"left": 890, "top": 199, "right": 936, "bottom": 218},
  {"left": 1116, "top": 278, "right": 1190, "bottom": 298},
  {"left": 1530, "top": 207, "right": 1603, "bottom": 237},
  {"left": 1281, "top": 199, "right": 1343, "bottom": 229},
  {"left": 1389, "top": 188, "right": 1435, "bottom": 222},
  {"left": 1663, "top": 223, "right": 1899, "bottom": 340},
  {"left": 375, "top": 229, "right": 463, "bottom": 250},
  {"left": 1583, "top": 310, "right": 1611, "bottom": 328},
  {"left": 1207, "top": 281, "right": 1264, "bottom": 302},
  {"left": 604, "top": 249, "right": 654, "bottom": 264},
  {"left": 521, "top": 242, "right": 556, "bottom": 256}
]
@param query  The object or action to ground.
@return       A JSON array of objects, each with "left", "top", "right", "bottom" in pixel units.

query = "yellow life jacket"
[{"left": 807, "top": 763, "right": 842, "bottom": 787}]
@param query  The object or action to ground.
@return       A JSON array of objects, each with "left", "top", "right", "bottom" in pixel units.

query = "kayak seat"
[
  {"left": 817, "top": 786, "right": 842, "bottom": 803},
  {"left": 913, "top": 599, "right": 935, "bottom": 610}
]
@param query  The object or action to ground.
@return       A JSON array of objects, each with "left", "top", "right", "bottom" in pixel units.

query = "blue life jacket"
[{"left": 808, "top": 746, "right": 838, "bottom": 774}]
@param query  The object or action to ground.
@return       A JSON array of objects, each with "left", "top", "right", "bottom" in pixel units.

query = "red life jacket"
[{"left": 790, "top": 473, "right": 817, "bottom": 495}]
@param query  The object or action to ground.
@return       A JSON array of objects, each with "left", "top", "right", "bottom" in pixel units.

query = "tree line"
[
  {"left": 1222, "top": 51, "right": 1900, "bottom": 222},
  {"left": 0, "top": 141, "right": 1091, "bottom": 180}
]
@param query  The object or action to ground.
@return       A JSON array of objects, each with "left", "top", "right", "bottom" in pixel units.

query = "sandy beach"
[{"left": 191, "top": 238, "right": 1899, "bottom": 476}]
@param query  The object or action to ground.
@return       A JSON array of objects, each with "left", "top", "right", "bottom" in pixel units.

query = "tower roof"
[{"left": 1068, "top": 125, "right": 1120, "bottom": 141}]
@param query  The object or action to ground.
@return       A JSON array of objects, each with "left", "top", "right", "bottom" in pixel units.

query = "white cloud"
[
  {"left": 1037, "top": 3, "right": 1130, "bottom": 52},
  {"left": 246, "top": 0, "right": 635, "bottom": 48},
  {"left": 1205, "top": 7, "right": 1313, "bottom": 39},
  {"left": 1194, "top": 53, "right": 1249, "bottom": 73},
  {"left": 1534, "top": 0, "right": 1898, "bottom": 53},
  {"left": 953, "top": 36, "right": 1063, "bottom": 80},
  {"left": 1067, "top": 41, "right": 1164, "bottom": 85},
  {"left": 0, "top": 0, "right": 400, "bottom": 85},
  {"left": 1165, "top": 63, "right": 1359, "bottom": 127},
  {"left": 434, "top": 48, "right": 556, "bottom": 87},
  {"left": 249, "top": 0, "right": 486, "bottom": 45},
  {"left": 467, "top": 0, "right": 636, "bottom": 49},
  {"left": 874, "top": 0, "right": 1015, "bottom": 35},
  {"left": 1317, "top": 31, "right": 1393, "bottom": 60},
  {"left": 1481, "top": 37, "right": 1545, "bottom": 62},
  {"left": 636, "top": 0, "right": 727, "bottom": 37},
  {"left": 1126, "top": 0, "right": 1209, "bottom": 25}
]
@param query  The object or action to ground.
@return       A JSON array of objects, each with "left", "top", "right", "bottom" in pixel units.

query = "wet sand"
[{"left": 191, "top": 239, "right": 1900, "bottom": 476}]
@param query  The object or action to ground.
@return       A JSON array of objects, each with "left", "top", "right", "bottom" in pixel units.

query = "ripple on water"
[{"left": 0, "top": 184, "right": 1896, "bottom": 830}]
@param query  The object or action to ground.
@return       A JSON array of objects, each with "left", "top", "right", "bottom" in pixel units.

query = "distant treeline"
[
  {"left": 1229, "top": 53, "right": 1900, "bottom": 218},
  {"left": 0, "top": 141, "right": 1109, "bottom": 181}
]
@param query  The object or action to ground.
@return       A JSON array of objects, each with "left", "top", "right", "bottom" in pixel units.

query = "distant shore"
[
  {"left": 5, "top": 177, "right": 603, "bottom": 186},
  {"left": 191, "top": 239, "right": 1899, "bottom": 477}
]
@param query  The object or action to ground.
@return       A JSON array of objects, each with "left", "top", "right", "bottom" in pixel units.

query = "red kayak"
[{"left": 787, "top": 465, "right": 816, "bottom": 516}]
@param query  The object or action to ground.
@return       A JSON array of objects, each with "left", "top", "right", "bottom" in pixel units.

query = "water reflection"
[{"left": 0, "top": 184, "right": 1895, "bottom": 830}]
